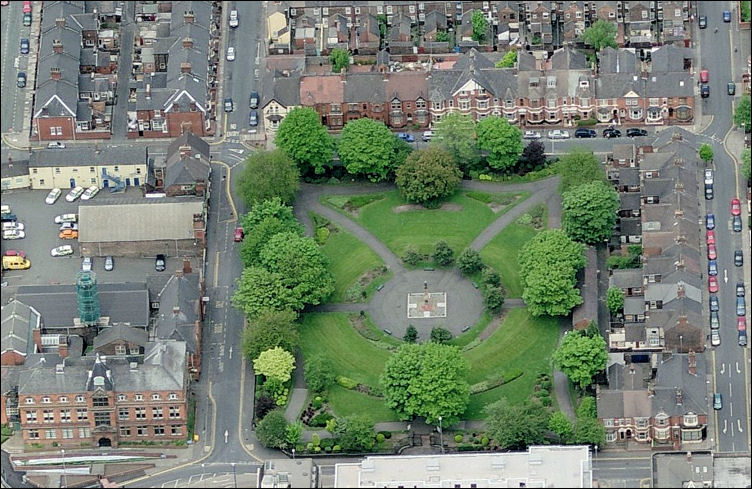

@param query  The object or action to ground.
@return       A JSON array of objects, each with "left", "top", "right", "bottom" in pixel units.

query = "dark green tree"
[
  {"left": 304, "top": 354, "right": 335, "bottom": 393},
  {"left": 256, "top": 410, "right": 289, "bottom": 448},
  {"left": 518, "top": 140, "right": 547, "bottom": 174},
  {"left": 582, "top": 19, "right": 618, "bottom": 52},
  {"left": 242, "top": 309, "right": 299, "bottom": 362},
  {"left": 557, "top": 148, "right": 607, "bottom": 192},
  {"left": 403, "top": 325, "right": 418, "bottom": 343},
  {"left": 241, "top": 197, "right": 299, "bottom": 232},
  {"left": 576, "top": 396, "right": 598, "bottom": 419},
  {"left": 339, "top": 118, "right": 404, "bottom": 182},
  {"left": 395, "top": 147, "right": 462, "bottom": 207},
  {"left": 481, "top": 267, "right": 501, "bottom": 287},
  {"left": 240, "top": 216, "right": 303, "bottom": 268},
  {"left": 329, "top": 48, "right": 349, "bottom": 73},
  {"left": 433, "top": 240, "right": 455, "bottom": 266},
  {"left": 457, "top": 248, "right": 484, "bottom": 275},
  {"left": 734, "top": 95, "right": 751, "bottom": 131},
  {"left": 334, "top": 415, "right": 375, "bottom": 452},
  {"left": 553, "top": 331, "right": 608, "bottom": 389},
  {"left": 485, "top": 399, "right": 550, "bottom": 450},
  {"left": 476, "top": 116, "right": 524, "bottom": 173},
  {"left": 698, "top": 143, "right": 714, "bottom": 163},
  {"left": 561, "top": 181, "right": 619, "bottom": 245},
  {"left": 276, "top": 107, "right": 335, "bottom": 175},
  {"left": 236, "top": 149, "right": 300, "bottom": 207},
  {"left": 573, "top": 418, "right": 606, "bottom": 446},
  {"left": 432, "top": 112, "right": 479, "bottom": 173},
  {"left": 429, "top": 327, "right": 453, "bottom": 344},
  {"left": 483, "top": 286, "right": 505, "bottom": 313},
  {"left": 471, "top": 10, "right": 489, "bottom": 43}
]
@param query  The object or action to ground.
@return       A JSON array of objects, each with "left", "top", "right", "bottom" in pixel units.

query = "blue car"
[
  {"left": 708, "top": 259, "right": 718, "bottom": 276},
  {"left": 20, "top": 38, "right": 29, "bottom": 55},
  {"left": 397, "top": 132, "right": 415, "bottom": 142},
  {"left": 705, "top": 213, "right": 715, "bottom": 230},
  {"left": 723, "top": 10, "right": 731, "bottom": 22}
]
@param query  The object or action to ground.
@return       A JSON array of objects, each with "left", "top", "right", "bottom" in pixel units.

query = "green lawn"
[
  {"left": 326, "top": 386, "right": 400, "bottom": 422},
  {"left": 463, "top": 308, "right": 559, "bottom": 419},
  {"left": 344, "top": 190, "right": 499, "bottom": 256},
  {"left": 480, "top": 208, "right": 546, "bottom": 297},
  {"left": 321, "top": 226, "right": 384, "bottom": 302}
]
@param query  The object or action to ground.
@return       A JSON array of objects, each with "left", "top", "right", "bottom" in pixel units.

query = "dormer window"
[
  {"left": 25, "top": 398, "right": 34, "bottom": 404},
  {"left": 391, "top": 99, "right": 402, "bottom": 110},
  {"left": 42, "top": 397, "right": 51, "bottom": 404},
  {"left": 152, "top": 394, "right": 161, "bottom": 401}
]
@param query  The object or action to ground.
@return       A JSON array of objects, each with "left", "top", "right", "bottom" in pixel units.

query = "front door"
[
  {"left": 134, "top": 177, "right": 140, "bottom": 186},
  {"left": 98, "top": 437, "right": 112, "bottom": 447},
  {"left": 125, "top": 178, "right": 131, "bottom": 186}
]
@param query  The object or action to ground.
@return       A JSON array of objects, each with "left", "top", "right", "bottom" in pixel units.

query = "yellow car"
[{"left": 59, "top": 229, "right": 79, "bottom": 240}]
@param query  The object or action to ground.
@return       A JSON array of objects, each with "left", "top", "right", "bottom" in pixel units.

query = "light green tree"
[
  {"left": 285, "top": 421, "right": 304, "bottom": 447},
  {"left": 242, "top": 309, "right": 299, "bottom": 362},
  {"left": 606, "top": 287, "right": 624, "bottom": 315},
  {"left": 522, "top": 262, "right": 583, "bottom": 317},
  {"left": 432, "top": 112, "right": 479, "bottom": 174},
  {"left": 232, "top": 267, "right": 298, "bottom": 317},
  {"left": 339, "top": 118, "right": 405, "bottom": 182},
  {"left": 557, "top": 148, "right": 608, "bottom": 192},
  {"left": 548, "top": 411, "right": 574, "bottom": 443},
  {"left": 276, "top": 107, "right": 335, "bottom": 175},
  {"left": 698, "top": 143, "right": 714, "bottom": 163},
  {"left": 236, "top": 149, "right": 300, "bottom": 206},
  {"left": 476, "top": 116, "right": 524, "bottom": 173},
  {"left": 253, "top": 347, "right": 296, "bottom": 383},
  {"left": 484, "top": 400, "right": 550, "bottom": 450},
  {"left": 582, "top": 19, "right": 618, "bottom": 52},
  {"left": 734, "top": 95, "right": 751, "bottom": 131},
  {"left": 395, "top": 147, "right": 462, "bottom": 207},
  {"left": 552, "top": 331, "right": 608, "bottom": 389},
  {"left": 495, "top": 49, "right": 517, "bottom": 68},
  {"left": 471, "top": 11, "right": 489, "bottom": 43},
  {"left": 329, "top": 48, "right": 349, "bottom": 73},
  {"left": 742, "top": 149, "right": 751, "bottom": 181},
  {"left": 561, "top": 181, "right": 619, "bottom": 245}
]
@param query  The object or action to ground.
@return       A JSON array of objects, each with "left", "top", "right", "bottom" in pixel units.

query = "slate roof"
[
  {"left": 620, "top": 192, "right": 641, "bottom": 211},
  {"left": 612, "top": 144, "right": 636, "bottom": 162},
  {"left": 345, "top": 73, "right": 387, "bottom": 103},
  {"left": 93, "top": 324, "right": 149, "bottom": 351},
  {"left": 652, "top": 353, "right": 707, "bottom": 416},
  {"left": 155, "top": 273, "right": 201, "bottom": 354},
  {"left": 595, "top": 73, "right": 645, "bottom": 99},
  {"left": 385, "top": 71, "right": 429, "bottom": 102},
  {"left": 14, "top": 283, "right": 150, "bottom": 329},
  {"left": 0, "top": 158, "right": 29, "bottom": 179},
  {"left": 618, "top": 168, "right": 640, "bottom": 187},
  {"left": 429, "top": 50, "right": 517, "bottom": 102},
  {"left": 41, "top": 1, "right": 85, "bottom": 33},
  {"left": 1, "top": 300, "right": 41, "bottom": 358},
  {"left": 261, "top": 70, "right": 302, "bottom": 109},
  {"left": 167, "top": 131, "right": 210, "bottom": 161},
  {"left": 17, "top": 340, "right": 186, "bottom": 395},
  {"left": 620, "top": 217, "right": 642, "bottom": 237},
  {"left": 599, "top": 47, "right": 638, "bottom": 74},
  {"left": 388, "top": 13, "right": 411, "bottom": 41},
  {"left": 649, "top": 45, "right": 692, "bottom": 73},
  {"left": 424, "top": 10, "right": 447, "bottom": 34},
  {"left": 29, "top": 146, "right": 146, "bottom": 168},
  {"left": 623, "top": 296, "right": 645, "bottom": 315},
  {"left": 609, "top": 269, "right": 644, "bottom": 290}
]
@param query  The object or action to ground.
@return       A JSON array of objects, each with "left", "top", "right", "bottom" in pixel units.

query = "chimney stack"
[
  {"left": 183, "top": 259, "right": 192, "bottom": 274},
  {"left": 180, "top": 62, "right": 192, "bottom": 74},
  {"left": 675, "top": 388, "right": 682, "bottom": 405},
  {"left": 179, "top": 145, "right": 192, "bottom": 157},
  {"left": 688, "top": 350, "right": 696, "bottom": 375},
  {"left": 184, "top": 10, "right": 195, "bottom": 24},
  {"left": 56, "top": 17, "right": 66, "bottom": 28},
  {"left": 50, "top": 67, "right": 62, "bottom": 81},
  {"left": 182, "top": 37, "right": 194, "bottom": 49},
  {"left": 676, "top": 282, "right": 685, "bottom": 297},
  {"left": 53, "top": 40, "right": 64, "bottom": 54}
]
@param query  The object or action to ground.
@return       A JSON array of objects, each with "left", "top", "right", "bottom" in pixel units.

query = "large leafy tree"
[
  {"left": 574, "top": 418, "right": 606, "bottom": 446},
  {"left": 339, "top": 118, "right": 404, "bottom": 182},
  {"left": 432, "top": 112, "right": 479, "bottom": 173},
  {"left": 304, "top": 354, "right": 335, "bottom": 393},
  {"left": 495, "top": 49, "right": 517, "bottom": 68},
  {"left": 240, "top": 216, "right": 303, "bottom": 267},
  {"left": 236, "top": 149, "right": 300, "bottom": 207},
  {"left": 519, "top": 229, "right": 586, "bottom": 278},
  {"left": 582, "top": 19, "right": 618, "bottom": 52},
  {"left": 606, "top": 287, "right": 624, "bottom": 315},
  {"left": 485, "top": 399, "right": 550, "bottom": 450},
  {"left": 518, "top": 140, "right": 547, "bottom": 174},
  {"left": 457, "top": 248, "right": 484, "bottom": 275},
  {"left": 698, "top": 143, "right": 714, "bottom": 163},
  {"left": 242, "top": 309, "right": 299, "bottom": 362},
  {"left": 395, "top": 147, "right": 462, "bottom": 207},
  {"left": 553, "top": 330, "right": 608, "bottom": 389},
  {"left": 734, "top": 95, "right": 751, "bottom": 131},
  {"left": 381, "top": 342, "right": 470, "bottom": 425},
  {"left": 232, "top": 267, "right": 299, "bottom": 317},
  {"left": 276, "top": 107, "right": 335, "bottom": 175},
  {"left": 329, "top": 48, "right": 349, "bottom": 73},
  {"left": 548, "top": 411, "right": 574, "bottom": 443},
  {"left": 577, "top": 396, "right": 598, "bottom": 419},
  {"left": 260, "top": 232, "right": 335, "bottom": 308},
  {"left": 241, "top": 197, "right": 299, "bottom": 233},
  {"left": 253, "top": 346, "right": 296, "bottom": 383},
  {"left": 471, "top": 10, "right": 489, "bottom": 43},
  {"left": 476, "top": 116, "right": 524, "bottom": 173},
  {"left": 742, "top": 148, "right": 751, "bottom": 181},
  {"left": 334, "top": 415, "right": 375, "bottom": 452},
  {"left": 557, "top": 148, "right": 607, "bottom": 192},
  {"left": 562, "top": 181, "right": 619, "bottom": 245},
  {"left": 522, "top": 262, "right": 583, "bottom": 316},
  {"left": 256, "top": 410, "right": 289, "bottom": 448}
]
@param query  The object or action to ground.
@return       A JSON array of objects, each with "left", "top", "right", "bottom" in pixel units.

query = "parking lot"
[{"left": 1, "top": 188, "right": 195, "bottom": 293}]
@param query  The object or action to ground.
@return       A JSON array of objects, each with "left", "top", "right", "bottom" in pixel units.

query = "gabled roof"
[
  {"left": 300, "top": 75, "right": 344, "bottom": 105},
  {"left": 345, "top": 73, "right": 387, "bottom": 103},
  {"left": 168, "top": 131, "right": 210, "bottom": 161},
  {"left": 93, "top": 324, "right": 149, "bottom": 351},
  {"left": 1, "top": 300, "right": 41, "bottom": 358},
  {"left": 385, "top": 71, "right": 429, "bottom": 102},
  {"left": 41, "top": 1, "right": 85, "bottom": 34},
  {"left": 155, "top": 272, "right": 202, "bottom": 354},
  {"left": 653, "top": 353, "right": 707, "bottom": 416},
  {"left": 599, "top": 47, "right": 638, "bottom": 74},
  {"left": 424, "top": 10, "right": 447, "bottom": 33},
  {"left": 649, "top": 45, "right": 692, "bottom": 73}
]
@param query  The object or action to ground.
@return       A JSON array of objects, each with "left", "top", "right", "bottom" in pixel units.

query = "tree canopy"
[
  {"left": 334, "top": 415, "right": 375, "bottom": 452},
  {"left": 240, "top": 216, "right": 303, "bottom": 267},
  {"left": 241, "top": 197, "right": 299, "bottom": 233},
  {"left": 548, "top": 411, "right": 574, "bottom": 443},
  {"left": 519, "top": 229, "right": 586, "bottom": 277},
  {"left": 260, "top": 232, "right": 335, "bottom": 308},
  {"left": 432, "top": 112, "right": 479, "bottom": 174},
  {"left": 256, "top": 410, "right": 289, "bottom": 448},
  {"left": 395, "top": 147, "right": 462, "bottom": 207},
  {"left": 476, "top": 116, "right": 524, "bottom": 173},
  {"left": 561, "top": 181, "right": 619, "bottom": 245},
  {"left": 471, "top": 10, "right": 489, "bottom": 43},
  {"left": 553, "top": 331, "right": 608, "bottom": 389},
  {"left": 698, "top": 143, "right": 714, "bottom": 163},
  {"left": 329, "top": 48, "right": 349, "bottom": 73},
  {"left": 236, "top": 149, "right": 299, "bottom": 207},
  {"left": 339, "top": 118, "right": 406, "bottom": 182},
  {"left": 457, "top": 248, "right": 484, "bottom": 275},
  {"left": 517, "top": 140, "right": 547, "bottom": 174},
  {"left": 381, "top": 342, "right": 469, "bottom": 425},
  {"left": 304, "top": 354, "right": 335, "bottom": 393},
  {"left": 433, "top": 240, "right": 455, "bottom": 266},
  {"left": 232, "top": 266, "right": 299, "bottom": 317},
  {"left": 582, "top": 19, "right": 618, "bottom": 52},
  {"left": 734, "top": 95, "right": 751, "bottom": 131},
  {"left": 242, "top": 309, "right": 299, "bottom": 362},
  {"left": 253, "top": 347, "right": 296, "bottom": 383},
  {"left": 276, "top": 107, "right": 334, "bottom": 175},
  {"left": 496, "top": 49, "right": 517, "bottom": 68},
  {"left": 484, "top": 399, "right": 550, "bottom": 450},
  {"left": 557, "top": 148, "right": 607, "bottom": 192},
  {"left": 573, "top": 417, "right": 606, "bottom": 446},
  {"left": 606, "top": 287, "right": 624, "bottom": 315},
  {"left": 742, "top": 148, "right": 751, "bottom": 181}
]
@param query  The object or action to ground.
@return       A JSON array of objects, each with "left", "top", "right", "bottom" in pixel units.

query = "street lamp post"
[
  {"left": 291, "top": 447, "right": 295, "bottom": 460},
  {"left": 438, "top": 416, "right": 444, "bottom": 454},
  {"left": 61, "top": 449, "right": 67, "bottom": 488},
  {"left": 232, "top": 462, "right": 237, "bottom": 489}
]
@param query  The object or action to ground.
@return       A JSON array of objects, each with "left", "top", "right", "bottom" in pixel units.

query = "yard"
[{"left": 320, "top": 225, "right": 385, "bottom": 302}]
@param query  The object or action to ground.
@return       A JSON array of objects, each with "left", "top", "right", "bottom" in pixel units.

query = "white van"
[
  {"left": 422, "top": 130, "right": 434, "bottom": 142},
  {"left": 229, "top": 10, "right": 239, "bottom": 28},
  {"left": 0, "top": 205, "right": 10, "bottom": 214}
]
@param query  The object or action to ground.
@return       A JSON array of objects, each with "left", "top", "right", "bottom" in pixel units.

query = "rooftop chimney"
[
  {"left": 178, "top": 144, "right": 192, "bottom": 157},
  {"left": 173, "top": 306, "right": 181, "bottom": 316},
  {"left": 688, "top": 350, "right": 696, "bottom": 374},
  {"left": 52, "top": 40, "right": 64, "bottom": 54},
  {"left": 50, "top": 67, "right": 62, "bottom": 81},
  {"left": 184, "top": 10, "right": 195, "bottom": 24},
  {"left": 180, "top": 62, "right": 192, "bottom": 74},
  {"left": 676, "top": 282, "right": 685, "bottom": 297},
  {"left": 182, "top": 37, "right": 194, "bottom": 48},
  {"left": 675, "top": 388, "right": 682, "bottom": 405},
  {"left": 183, "top": 259, "right": 192, "bottom": 274},
  {"left": 56, "top": 17, "right": 66, "bottom": 28}
]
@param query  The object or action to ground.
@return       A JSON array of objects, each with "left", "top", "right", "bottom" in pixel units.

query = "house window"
[
  {"left": 28, "top": 430, "right": 39, "bottom": 439},
  {"left": 642, "top": 10, "right": 648, "bottom": 19},
  {"left": 62, "top": 428, "right": 73, "bottom": 439},
  {"left": 477, "top": 100, "right": 488, "bottom": 109},
  {"left": 416, "top": 99, "right": 426, "bottom": 109},
  {"left": 45, "top": 429, "right": 56, "bottom": 439},
  {"left": 25, "top": 411, "right": 38, "bottom": 423},
  {"left": 25, "top": 398, "right": 34, "bottom": 405},
  {"left": 120, "top": 427, "right": 131, "bottom": 437},
  {"left": 459, "top": 101, "right": 470, "bottom": 110},
  {"left": 119, "top": 408, "right": 129, "bottom": 420},
  {"left": 43, "top": 410, "right": 54, "bottom": 423},
  {"left": 94, "top": 412, "right": 111, "bottom": 426},
  {"left": 113, "top": 166, "right": 119, "bottom": 172},
  {"left": 152, "top": 394, "right": 161, "bottom": 401},
  {"left": 93, "top": 397, "right": 109, "bottom": 407},
  {"left": 154, "top": 426, "right": 165, "bottom": 436},
  {"left": 135, "top": 394, "right": 143, "bottom": 401},
  {"left": 118, "top": 394, "right": 126, "bottom": 401},
  {"left": 391, "top": 100, "right": 402, "bottom": 111},
  {"left": 683, "top": 413, "right": 698, "bottom": 426},
  {"left": 76, "top": 395, "right": 84, "bottom": 403},
  {"left": 59, "top": 397, "right": 68, "bottom": 403},
  {"left": 152, "top": 407, "right": 164, "bottom": 419},
  {"left": 78, "top": 427, "right": 90, "bottom": 438},
  {"left": 137, "top": 426, "right": 148, "bottom": 436},
  {"left": 115, "top": 345, "right": 127, "bottom": 355},
  {"left": 60, "top": 410, "right": 71, "bottom": 423},
  {"left": 168, "top": 393, "right": 178, "bottom": 400},
  {"left": 43, "top": 397, "right": 51, "bottom": 404},
  {"left": 135, "top": 408, "right": 146, "bottom": 419},
  {"left": 169, "top": 406, "right": 181, "bottom": 418},
  {"left": 171, "top": 425, "right": 182, "bottom": 435},
  {"left": 330, "top": 104, "right": 341, "bottom": 113},
  {"left": 547, "top": 99, "right": 557, "bottom": 108},
  {"left": 90, "top": 167, "right": 95, "bottom": 173},
  {"left": 606, "top": 432, "right": 617, "bottom": 442},
  {"left": 77, "top": 409, "right": 88, "bottom": 421}
]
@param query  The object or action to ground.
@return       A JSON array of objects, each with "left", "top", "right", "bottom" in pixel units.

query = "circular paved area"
[{"left": 368, "top": 268, "right": 484, "bottom": 341}]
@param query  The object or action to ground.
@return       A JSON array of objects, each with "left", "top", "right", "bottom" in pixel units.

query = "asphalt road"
[
  {"left": 696, "top": 1, "right": 750, "bottom": 454},
  {"left": 0, "top": 1, "right": 31, "bottom": 133}
]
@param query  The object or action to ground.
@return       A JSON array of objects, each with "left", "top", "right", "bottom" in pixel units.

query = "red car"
[
  {"left": 3, "top": 250, "right": 26, "bottom": 258},
  {"left": 709, "top": 276, "right": 719, "bottom": 293},
  {"left": 708, "top": 244, "right": 717, "bottom": 260},
  {"left": 700, "top": 69, "right": 709, "bottom": 83},
  {"left": 233, "top": 227, "right": 244, "bottom": 242},
  {"left": 731, "top": 198, "right": 741, "bottom": 216},
  {"left": 23, "top": 0, "right": 31, "bottom": 13},
  {"left": 738, "top": 317, "right": 747, "bottom": 332},
  {"left": 706, "top": 230, "right": 716, "bottom": 245}
]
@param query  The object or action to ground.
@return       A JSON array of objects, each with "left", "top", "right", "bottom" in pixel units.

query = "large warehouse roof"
[{"left": 78, "top": 200, "right": 204, "bottom": 243}]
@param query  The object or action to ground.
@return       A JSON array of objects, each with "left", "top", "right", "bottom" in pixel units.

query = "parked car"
[
  {"left": 104, "top": 256, "right": 114, "bottom": 271},
  {"left": 723, "top": 10, "right": 731, "bottom": 22},
  {"left": 707, "top": 243, "right": 717, "bottom": 260},
  {"left": 523, "top": 130, "right": 542, "bottom": 140},
  {"left": 59, "top": 229, "right": 78, "bottom": 240},
  {"left": 81, "top": 186, "right": 99, "bottom": 200},
  {"left": 602, "top": 127, "right": 621, "bottom": 138},
  {"left": 44, "top": 188, "right": 62, "bottom": 205},
  {"left": 229, "top": 9, "right": 239, "bottom": 27},
  {"left": 704, "top": 169, "right": 713, "bottom": 185},
  {"left": 17, "top": 72, "right": 26, "bottom": 88},
  {"left": 732, "top": 215, "right": 742, "bottom": 232},
  {"left": 708, "top": 259, "right": 718, "bottom": 276},
  {"left": 54, "top": 213, "right": 78, "bottom": 224},
  {"left": 737, "top": 282, "right": 746, "bottom": 297},
  {"left": 739, "top": 330, "right": 747, "bottom": 347},
  {"left": 226, "top": 46, "right": 235, "bottom": 61},
  {"left": 2, "top": 222, "right": 24, "bottom": 232},
  {"left": 728, "top": 82, "right": 736, "bottom": 95},
  {"left": 705, "top": 213, "right": 715, "bottom": 230},
  {"left": 710, "top": 295, "right": 719, "bottom": 312},
  {"left": 731, "top": 197, "right": 741, "bottom": 216},
  {"left": 574, "top": 128, "right": 597, "bottom": 138},
  {"left": 739, "top": 317, "right": 748, "bottom": 331},
  {"left": 706, "top": 229, "right": 715, "bottom": 245},
  {"left": 249, "top": 91, "right": 259, "bottom": 109},
  {"left": 2, "top": 255, "right": 30, "bottom": 270},
  {"left": 734, "top": 250, "right": 743, "bottom": 266},
  {"left": 82, "top": 256, "right": 93, "bottom": 272},
  {"left": 1, "top": 213, "right": 17, "bottom": 222},
  {"left": 699, "top": 15, "right": 707, "bottom": 28},
  {"left": 547, "top": 129, "right": 570, "bottom": 139},
  {"left": 234, "top": 227, "right": 245, "bottom": 242},
  {"left": 47, "top": 141, "right": 66, "bottom": 149},
  {"left": 20, "top": 38, "right": 29, "bottom": 55},
  {"left": 737, "top": 296, "right": 746, "bottom": 316},
  {"left": 223, "top": 98, "right": 233, "bottom": 112},
  {"left": 249, "top": 110, "right": 259, "bottom": 127},
  {"left": 422, "top": 130, "right": 434, "bottom": 142},
  {"left": 704, "top": 184, "right": 713, "bottom": 200},
  {"left": 22, "top": 0, "right": 31, "bottom": 13},
  {"left": 65, "top": 186, "right": 85, "bottom": 202},
  {"left": 397, "top": 132, "right": 415, "bottom": 142},
  {"left": 710, "top": 310, "right": 720, "bottom": 330},
  {"left": 59, "top": 223, "right": 78, "bottom": 232},
  {"left": 713, "top": 392, "right": 722, "bottom": 410},
  {"left": 50, "top": 245, "right": 74, "bottom": 257},
  {"left": 626, "top": 128, "right": 648, "bottom": 138},
  {"left": 23, "top": 12, "right": 31, "bottom": 26},
  {"left": 700, "top": 70, "right": 709, "bottom": 83},
  {"left": 2, "top": 229, "right": 25, "bottom": 240},
  {"left": 701, "top": 85, "right": 710, "bottom": 98},
  {"left": 155, "top": 254, "right": 166, "bottom": 272},
  {"left": 708, "top": 276, "right": 719, "bottom": 293},
  {"left": 711, "top": 329, "right": 721, "bottom": 347},
  {"left": 4, "top": 250, "right": 26, "bottom": 258}
]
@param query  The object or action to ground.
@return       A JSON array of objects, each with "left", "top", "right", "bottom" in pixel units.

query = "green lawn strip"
[
  {"left": 355, "top": 190, "right": 497, "bottom": 256},
  {"left": 320, "top": 226, "right": 384, "bottom": 302},
  {"left": 326, "top": 385, "right": 400, "bottom": 422},
  {"left": 464, "top": 191, "right": 530, "bottom": 212},
  {"left": 462, "top": 308, "right": 559, "bottom": 419},
  {"left": 360, "top": 313, "right": 402, "bottom": 346},
  {"left": 363, "top": 269, "right": 393, "bottom": 301},
  {"left": 299, "top": 313, "right": 391, "bottom": 387},
  {"left": 449, "top": 310, "right": 493, "bottom": 347}
]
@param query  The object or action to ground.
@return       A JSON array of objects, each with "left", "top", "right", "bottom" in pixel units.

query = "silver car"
[
  {"left": 82, "top": 256, "right": 93, "bottom": 272},
  {"left": 104, "top": 256, "right": 114, "bottom": 271}
]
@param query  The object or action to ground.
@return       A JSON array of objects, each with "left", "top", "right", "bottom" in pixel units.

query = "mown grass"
[{"left": 320, "top": 226, "right": 384, "bottom": 302}]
